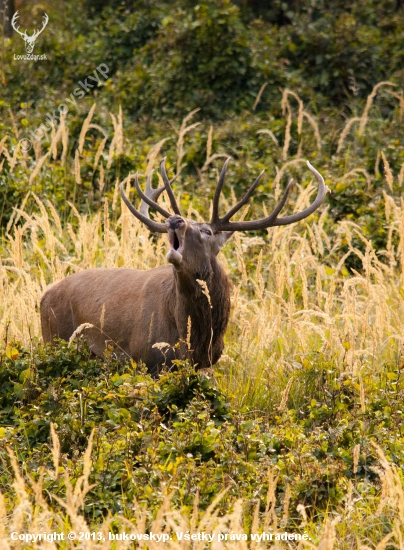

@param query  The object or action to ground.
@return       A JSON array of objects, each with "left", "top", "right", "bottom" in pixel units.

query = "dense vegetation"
[{"left": 1, "top": 0, "right": 404, "bottom": 548}]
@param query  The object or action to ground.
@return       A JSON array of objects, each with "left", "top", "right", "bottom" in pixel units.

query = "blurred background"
[{"left": 1, "top": 0, "right": 404, "bottom": 118}]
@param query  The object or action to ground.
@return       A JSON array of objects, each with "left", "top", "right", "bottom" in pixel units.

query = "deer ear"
[{"left": 215, "top": 231, "right": 234, "bottom": 251}]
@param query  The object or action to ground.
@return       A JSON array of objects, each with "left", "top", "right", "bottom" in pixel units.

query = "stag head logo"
[{"left": 11, "top": 11, "right": 49, "bottom": 53}]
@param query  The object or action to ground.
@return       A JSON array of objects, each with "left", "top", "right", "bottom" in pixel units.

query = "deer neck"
[{"left": 169, "top": 258, "right": 231, "bottom": 368}]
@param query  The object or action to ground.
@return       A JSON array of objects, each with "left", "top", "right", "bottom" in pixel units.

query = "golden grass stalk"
[
  {"left": 117, "top": 105, "right": 124, "bottom": 155},
  {"left": 99, "top": 161, "right": 105, "bottom": 193},
  {"left": 282, "top": 484, "right": 291, "bottom": 527},
  {"left": 78, "top": 103, "right": 97, "bottom": 154},
  {"left": 282, "top": 96, "right": 292, "bottom": 160},
  {"left": 68, "top": 323, "right": 95, "bottom": 345},
  {"left": 8, "top": 107, "right": 19, "bottom": 138},
  {"left": 336, "top": 117, "right": 361, "bottom": 153},
  {"left": 88, "top": 122, "right": 109, "bottom": 138},
  {"left": 60, "top": 109, "right": 69, "bottom": 165},
  {"left": 375, "top": 149, "right": 381, "bottom": 176},
  {"left": 386, "top": 89, "right": 404, "bottom": 119},
  {"left": 50, "top": 120, "right": 57, "bottom": 159},
  {"left": 196, "top": 279, "right": 213, "bottom": 309},
  {"left": 107, "top": 134, "right": 116, "bottom": 169},
  {"left": 49, "top": 422, "right": 61, "bottom": 480},
  {"left": 359, "top": 374, "right": 366, "bottom": 413},
  {"left": 256, "top": 129, "right": 279, "bottom": 147},
  {"left": 381, "top": 151, "right": 394, "bottom": 191},
  {"left": 201, "top": 126, "right": 229, "bottom": 172},
  {"left": 0, "top": 135, "right": 9, "bottom": 158},
  {"left": 359, "top": 81, "right": 396, "bottom": 135},
  {"left": 29, "top": 151, "right": 51, "bottom": 185},
  {"left": 186, "top": 315, "right": 192, "bottom": 351},
  {"left": 353, "top": 444, "right": 360, "bottom": 474},
  {"left": 252, "top": 82, "right": 268, "bottom": 111},
  {"left": 110, "top": 107, "right": 124, "bottom": 156},
  {"left": 146, "top": 137, "right": 171, "bottom": 175},
  {"left": 303, "top": 111, "right": 322, "bottom": 151},
  {"left": 33, "top": 135, "right": 43, "bottom": 162},
  {"left": 112, "top": 177, "right": 120, "bottom": 211},
  {"left": 398, "top": 163, "right": 404, "bottom": 188},
  {"left": 74, "top": 148, "right": 81, "bottom": 184},
  {"left": 315, "top": 518, "right": 338, "bottom": 550},
  {"left": 93, "top": 136, "right": 108, "bottom": 172},
  {"left": 282, "top": 89, "right": 304, "bottom": 135},
  {"left": 278, "top": 377, "right": 294, "bottom": 411},
  {"left": 207, "top": 125, "right": 213, "bottom": 159},
  {"left": 176, "top": 108, "right": 201, "bottom": 173}
]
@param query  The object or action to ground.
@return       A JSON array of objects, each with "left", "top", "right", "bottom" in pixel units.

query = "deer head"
[{"left": 11, "top": 11, "right": 49, "bottom": 53}]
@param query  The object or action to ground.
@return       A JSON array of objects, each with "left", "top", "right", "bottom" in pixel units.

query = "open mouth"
[
  {"left": 173, "top": 232, "right": 180, "bottom": 250},
  {"left": 169, "top": 230, "right": 183, "bottom": 253}
]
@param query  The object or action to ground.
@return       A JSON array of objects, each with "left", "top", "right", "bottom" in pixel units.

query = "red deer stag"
[{"left": 41, "top": 159, "right": 327, "bottom": 376}]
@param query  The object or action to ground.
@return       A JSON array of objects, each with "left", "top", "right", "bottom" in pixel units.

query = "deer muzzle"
[{"left": 166, "top": 216, "right": 186, "bottom": 267}]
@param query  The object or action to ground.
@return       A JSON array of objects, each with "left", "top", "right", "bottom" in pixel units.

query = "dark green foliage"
[
  {"left": 109, "top": 0, "right": 254, "bottom": 118},
  {"left": 1, "top": 341, "right": 404, "bottom": 521},
  {"left": 281, "top": 2, "right": 404, "bottom": 103},
  {"left": 3, "top": 0, "right": 404, "bottom": 119}
]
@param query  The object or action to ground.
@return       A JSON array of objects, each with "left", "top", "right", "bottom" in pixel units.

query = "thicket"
[{"left": 1, "top": 0, "right": 404, "bottom": 118}]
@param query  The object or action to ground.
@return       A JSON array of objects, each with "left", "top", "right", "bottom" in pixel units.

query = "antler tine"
[
  {"left": 136, "top": 170, "right": 170, "bottom": 218},
  {"left": 211, "top": 157, "right": 231, "bottom": 225},
  {"left": 215, "top": 161, "right": 328, "bottom": 232},
  {"left": 33, "top": 13, "right": 49, "bottom": 37},
  {"left": 271, "top": 161, "right": 328, "bottom": 226},
  {"left": 139, "top": 170, "right": 166, "bottom": 217},
  {"left": 120, "top": 175, "right": 167, "bottom": 233},
  {"left": 160, "top": 158, "right": 182, "bottom": 215},
  {"left": 11, "top": 12, "right": 26, "bottom": 37},
  {"left": 219, "top": 169, "right": 265, "bottom": 224}
]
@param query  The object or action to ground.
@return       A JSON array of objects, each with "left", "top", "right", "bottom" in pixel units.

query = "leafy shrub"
[
  {"left": 110, "top": 0, "right": 254, "bottom": 118},
  {"left": 1, "top": 340, "right": 404, "bottom": 521}
]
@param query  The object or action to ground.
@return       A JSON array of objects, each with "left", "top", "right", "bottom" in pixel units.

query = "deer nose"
[{"left": 166, "top": 216, "right": 185, "bottom": 231}]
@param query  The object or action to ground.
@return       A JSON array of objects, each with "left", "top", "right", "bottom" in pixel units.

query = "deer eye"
[{"left": 200, "top": 228, "right": 212, "bottom": 236}]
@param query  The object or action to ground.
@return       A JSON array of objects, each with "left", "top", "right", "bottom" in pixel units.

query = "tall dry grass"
[
  {"left": 0, "top": 99, "right": 404, "bottom": 391},
  {"left": 2, "top": 161, "right": 404, "bottom": 381}
]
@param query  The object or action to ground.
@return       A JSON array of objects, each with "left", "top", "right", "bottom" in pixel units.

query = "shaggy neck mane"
[{"left": 170, "top": 257, "right": 231, "bottom": 368}]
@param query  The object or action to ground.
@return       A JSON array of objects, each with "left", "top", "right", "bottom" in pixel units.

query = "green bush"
[{"left": 1, "top": 340, "right": 404, "bottom": 521}]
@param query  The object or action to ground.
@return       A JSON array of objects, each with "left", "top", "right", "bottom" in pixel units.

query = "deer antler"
[
  {"left": 120, "top": 175, "right": 168, "bottom": 233},
  {"left": 160, "top": 158, "right": 182, "bottom": 215},
  {"left": 138, "top": 170, "right": 166, "bottom": 218},
  {"left": 11, "top": 11, "right": 48, "bottom": 39},
  {"left": 120, "top": 159, "right": 182, "bottom": 233},
  {"left": 31, "top": 13, "right": 49, "bottom": 40},
  {"left": 11, "top": 11, "right": 28, "bottom": 38},
  {"left": 210, "top": 160, "right": 328, "bottom": 231}
]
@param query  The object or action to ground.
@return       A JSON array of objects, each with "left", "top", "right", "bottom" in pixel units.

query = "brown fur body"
[{"left": 41, "top": 217, "right": 232, "bottom": 376}]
